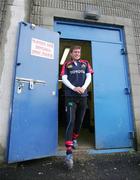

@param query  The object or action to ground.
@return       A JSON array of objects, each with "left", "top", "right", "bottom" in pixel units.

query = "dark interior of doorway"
[{"left": 58, "top": 39, "right": 95, "bottom": 151}]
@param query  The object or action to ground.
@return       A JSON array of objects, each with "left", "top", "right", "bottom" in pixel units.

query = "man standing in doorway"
[{"left": 60, "top": 46, "right": 94, "bottom": 169}]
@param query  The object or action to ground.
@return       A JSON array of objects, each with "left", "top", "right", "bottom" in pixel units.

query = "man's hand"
[
  {"left": 79, "top": 87, "right": 85, "bottom": 94},
  {"left": 73, "top": 87, "right": 82, "bottom": 94},
  {"left": 73, "top": 87, "right": 86, "bottom": 94}
]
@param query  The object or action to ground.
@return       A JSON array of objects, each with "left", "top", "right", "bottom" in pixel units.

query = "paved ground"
[{"left": 0, "top": 151, "right": 140, "bottom": 180}]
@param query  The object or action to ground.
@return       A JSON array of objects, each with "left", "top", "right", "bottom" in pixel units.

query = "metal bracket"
[{"left": 29, "top": 80, "right": 34, "bottom": 90}]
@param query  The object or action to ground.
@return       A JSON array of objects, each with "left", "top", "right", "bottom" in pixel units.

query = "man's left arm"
[
  {"left": 80, "top": 73, "right": 91, "bottom": 93},
  {"left": 80, "top": 61, "right": 94, "bottom": 93}
]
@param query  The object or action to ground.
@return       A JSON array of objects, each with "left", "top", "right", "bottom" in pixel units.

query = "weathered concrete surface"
[{"left": 0, "top": 152, "right": 140, "bottom": 180}]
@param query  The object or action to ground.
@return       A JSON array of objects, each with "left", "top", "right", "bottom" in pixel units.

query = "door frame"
[{"left": 54, "top": 19, "right": 135, "bottom": 153}]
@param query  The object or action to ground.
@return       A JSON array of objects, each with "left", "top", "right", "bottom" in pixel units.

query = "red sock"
[{"left": 65, "top": 141, "right": 73, "bottom": 155}]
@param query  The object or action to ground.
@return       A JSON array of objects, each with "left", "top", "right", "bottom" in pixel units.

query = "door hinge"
[
  {"left": 57, "top": 31, "right": 61, "bottom": 35},
  {"left": 124, "top": 87, "right": 131, "bottom": 95},
  {"left": 30, "top": 24, "right": 36, "bottom": 30},
  {"left": 21, "top": 21, "right": 28, "bottom": 26},
  {"left": 121, "top": 48, "right": 127, "bottom": 55},
  {"left": 129, "top": 131, "right": 135, "bottom": 139}
]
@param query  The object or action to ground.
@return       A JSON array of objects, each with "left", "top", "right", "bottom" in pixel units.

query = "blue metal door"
[
  {"left": 7, "top": 22, "right": 59, "bottom": 163},
  {"left": 92, "top": 41, "right": 133, "bottom": 149}
]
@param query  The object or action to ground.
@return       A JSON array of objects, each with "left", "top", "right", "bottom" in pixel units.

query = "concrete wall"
[
  {"left": 30, "top": 0, "right": 140, "bottom": 69},
  {"left": 0, "top": 0, "right": 30, "bottom": 162},
  {"left": 29, "top": 0, "right": 140, "bottom": 150},
  {"left": 0, "top": 0, "right": 7, "bottom": 44},
  {"left": 0, "top": 0, "right": 7, "bottom": 80}
]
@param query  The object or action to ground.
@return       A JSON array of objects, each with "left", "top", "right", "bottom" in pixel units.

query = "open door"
[
  {"left": 7, "top": 22, "right": 59, "bottom": 163},
  {"left": 58, "top": 39, "right": 94, "bottom": 150}
]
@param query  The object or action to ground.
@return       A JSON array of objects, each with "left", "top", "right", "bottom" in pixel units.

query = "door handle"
[
  {"left": 16, "top": 77, "right": 46, "bottom": 84},
  {"left": 16, "top": 77, "right": 46, "bottom": 91},
  {"left": 124, "top": 88, "right": 131, "bottom": 95}
]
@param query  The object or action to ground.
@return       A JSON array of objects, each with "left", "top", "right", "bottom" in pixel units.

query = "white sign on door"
[{"left": 31, "top": 38, "right": 54, "bottom": 59}]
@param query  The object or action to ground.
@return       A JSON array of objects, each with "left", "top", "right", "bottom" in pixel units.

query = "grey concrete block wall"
[
  {"left": 29, "top": 0, "right": 140, "bottom": 69},
  {"left": 0, "top": 0, "right": 8, "bottom": 78},
  {"left": 0, "top": 0, "right": 7, "bottom": 44}
]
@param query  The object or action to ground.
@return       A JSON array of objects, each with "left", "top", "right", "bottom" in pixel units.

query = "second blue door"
[{"left": 92, "top": 41, "right": 133, "bottom": 149}]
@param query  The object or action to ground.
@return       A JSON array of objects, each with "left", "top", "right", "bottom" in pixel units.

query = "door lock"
[
  {"left": 17, "top": 82, "right": 24, "bottom": 94},
  {"left": 16, "top": 77, "right": 46, "bottom": 93}
]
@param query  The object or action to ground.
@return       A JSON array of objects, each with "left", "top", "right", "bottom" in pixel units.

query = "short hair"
[{"left": 70, "top": 46, "right": 81, "bottom": 53}]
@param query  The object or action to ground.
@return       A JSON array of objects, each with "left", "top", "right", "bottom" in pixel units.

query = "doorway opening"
[{"left": 58, "top": 39, "right": 95, "bottom": 151}]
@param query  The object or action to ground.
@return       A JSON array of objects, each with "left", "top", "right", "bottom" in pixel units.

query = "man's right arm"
[{"left": 62, "top": 75, "right": 75, "bottom": 90}]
